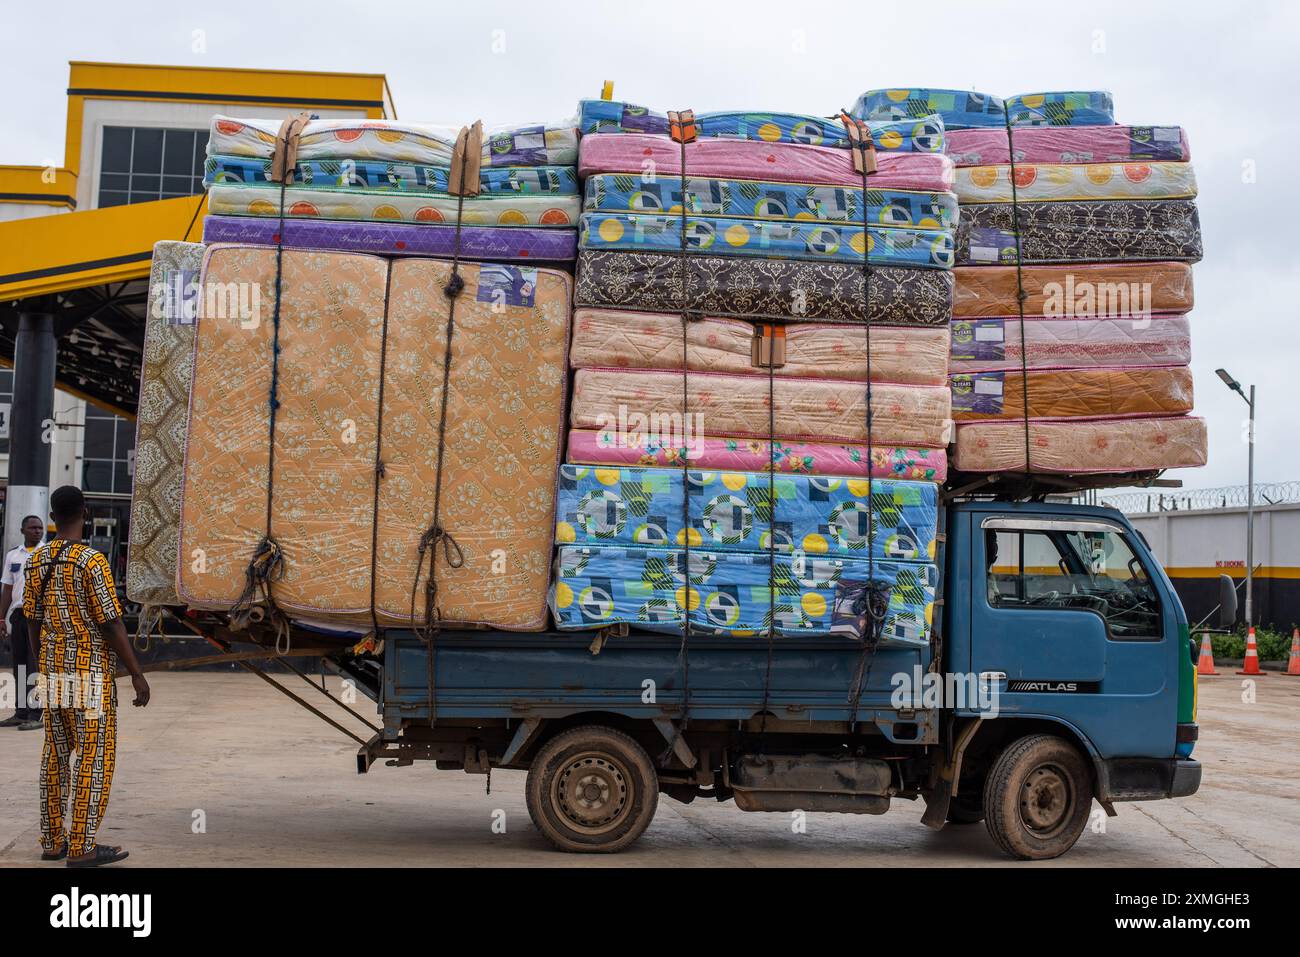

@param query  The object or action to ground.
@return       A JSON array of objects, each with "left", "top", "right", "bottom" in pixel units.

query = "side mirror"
[{"left": 1217, "top": 574, "right": 1238, "bottom": 630}]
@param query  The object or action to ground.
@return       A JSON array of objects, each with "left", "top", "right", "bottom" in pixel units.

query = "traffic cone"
[
  {"left": 1196, "top": 633, "right": 1218, "bottom": 676},
  {"left": 1236, "top": 626, "right": 1266, "bottom": 676},
  {"left": 1283, "top": 628, "right": 1300, "bottom": 677}
]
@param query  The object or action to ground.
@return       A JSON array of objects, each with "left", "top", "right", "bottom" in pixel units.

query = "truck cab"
[
  {"left": 360, "top": 499, "right": 1217, "bottom": 860},
  {"left": 933, "top": 500, "right": 1207, "bottom": 857}
]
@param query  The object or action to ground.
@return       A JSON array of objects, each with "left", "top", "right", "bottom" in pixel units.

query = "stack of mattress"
[
  {"left": 128, "top": 115, "right": 580, "bottom": 634},
  {"left": 551, "top": 465, "right": 938, "bottom": 646},
  {"left": 202, "top": 115, "right": 580, "bottom": 262},
  {"left": 173, "top": 246, "right": 570, "bottom": 630},
  {"left": 856, "top": 89, "right": 1207, "bottom": 476},
  {"left": 549, "top": 99, "right": 960, "bottom": 646}
]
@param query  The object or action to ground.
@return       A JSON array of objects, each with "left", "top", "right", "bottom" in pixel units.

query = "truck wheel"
[
  {"left": 983, "top": 734, "right": 1092, "bottom": 860},
  {"left": 525, "top": 726, "right": 658, "bottom": 853},
  {"left": 946, "top": 790, "right": 984, "bottom": 824}
]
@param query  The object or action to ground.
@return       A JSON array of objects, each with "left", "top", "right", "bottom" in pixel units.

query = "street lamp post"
[{"left": 1215, "top": 369, "right": 1255, "bottom": 626}]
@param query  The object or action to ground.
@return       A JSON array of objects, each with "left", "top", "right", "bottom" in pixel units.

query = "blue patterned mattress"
[
  {"left": 579, "top": 212, "right": 954, "bottom": 268},
  {"left": 583, "top": 173, "right": 957, "bottom": 230},
  {"left": 579, "top": 99, "right": 945, "bottom": 153},
  {"left": 550, "top": 545, "right": 936, "bottom": 647},
  {"left": 854, "top": 89, "right": 1114, "bottom": 129},
  {"left": 554, "top": 465, "right": 939, "bottom": 563}
]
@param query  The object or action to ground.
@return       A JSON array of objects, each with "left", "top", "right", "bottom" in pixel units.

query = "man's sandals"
[{"left": 65, "top": 845, "right": 130, "bottom": 867}]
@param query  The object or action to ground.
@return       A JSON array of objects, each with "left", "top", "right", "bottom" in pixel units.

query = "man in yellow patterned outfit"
[{"left": 24, "top": 486, "right": 150, "bottom": 867}]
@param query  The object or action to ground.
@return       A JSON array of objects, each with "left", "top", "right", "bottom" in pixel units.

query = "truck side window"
[{"left": 986, "top": 527, "right": 1161, "bottom": 639}]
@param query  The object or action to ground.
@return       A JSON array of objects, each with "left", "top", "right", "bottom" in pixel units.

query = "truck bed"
[{"left": 380, "top": 632, "right": 934, "bottom": 742}]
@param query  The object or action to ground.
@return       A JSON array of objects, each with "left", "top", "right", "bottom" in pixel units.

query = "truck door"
[{"left": 966, "top": 514, "right": 1174, "bottom": 759}]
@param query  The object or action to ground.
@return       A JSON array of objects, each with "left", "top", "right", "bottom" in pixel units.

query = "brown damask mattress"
[
  {"left": 574, "top": 249, "right": 954, "bottom": 326},
  {"left": 955, "top": 199, "right": 1203, "bottom": 266}
]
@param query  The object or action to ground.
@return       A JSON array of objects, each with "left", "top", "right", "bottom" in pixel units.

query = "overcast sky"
[{"left": 3, "top": 0, "right": 1297, "bottom": 492}]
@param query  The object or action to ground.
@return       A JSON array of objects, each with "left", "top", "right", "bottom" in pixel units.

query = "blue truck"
[{"left": 325, "top": 498, "right": 1231, "bottom": 860}]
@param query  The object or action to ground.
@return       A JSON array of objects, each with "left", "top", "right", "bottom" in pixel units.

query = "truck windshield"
[{"left": 986, "top": 526, "right": 1161, "bottom": 639}]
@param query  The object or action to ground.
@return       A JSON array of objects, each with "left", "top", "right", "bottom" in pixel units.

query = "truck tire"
[
  {"left": 982, "top": 734, "right": 1093, "bottom": 860},
  {"left": 525, "top": 725, "right": 659, "bottom": 853}
]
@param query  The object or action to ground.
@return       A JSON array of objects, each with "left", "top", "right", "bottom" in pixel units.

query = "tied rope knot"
[
  {"left": 861, "top": 581, "right": 892, "bottom": 630},
  {"left": 845, "top": 581, "right": 894, "bottom": 721},
  {"left": 230, "top": 536, "right": 292, "bottom": 653},
  {"left": 411, "top": 524, "right": 465, "bottom": 642},
  {"left": 444, "top": 272, "right": 465, "bottom": 299},
  {"left": 419, "top": 523, "right": 465, "bottom": 570}
]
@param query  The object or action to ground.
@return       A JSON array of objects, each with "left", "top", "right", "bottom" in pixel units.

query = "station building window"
[
  {"left": 0, "top": 368, "right": 11, "bottom": 456},
  {"left": 82, "top": 405, "right": 135, "bottom": 495},
  {"left": 98, "top": 126, "right": 209, "bottom": 207}
]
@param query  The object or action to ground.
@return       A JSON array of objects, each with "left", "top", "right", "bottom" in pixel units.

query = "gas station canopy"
[{"left": 0, "top": 195, "right": 207, "bottom": 417}]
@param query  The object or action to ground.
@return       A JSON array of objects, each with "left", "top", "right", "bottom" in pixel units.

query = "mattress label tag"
[
  {"left": 1153, "top": 126, "right": 1180, "bottom": 142},
  {"left": 830, "top": 580, "right": 869, "bottom": 640},
  {"left": 477, "top": 264, "right": 537, "bottom": 308},
  {"left": 950, "top": 319, "right": 1006, "bottom": 361},
  {"left": 970, "top": 244, "right": 1000, "bottom": 263},
  {"left": 950, "top": 373, "right": 1005, "bottom": 414}
]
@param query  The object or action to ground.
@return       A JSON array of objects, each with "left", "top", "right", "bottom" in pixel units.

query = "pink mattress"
[
  {"left": 579, "top": 133, "right": 955, "bottom": 192},
  {"left": 571, "top": 367, "right": 952, "bottom": 448},
  {"left": 945, "top": 126, "right": 1191, "bottom": 167},
  {"left": 950, "top": 315, "right": 1191, "bottom": 372},
  {"left": 567, "top": 429, "right": 947, "bottom": 482},
  {"left": 952, "top": 416, "right": 1207, "bottom": 474},
  {"left": 571, "top": 308, "right": 949, "bottom": 386}
]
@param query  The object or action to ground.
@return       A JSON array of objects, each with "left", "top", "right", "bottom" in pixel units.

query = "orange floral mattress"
[{"left": 178, "top": 246, "right": 570, "bottom": 630}]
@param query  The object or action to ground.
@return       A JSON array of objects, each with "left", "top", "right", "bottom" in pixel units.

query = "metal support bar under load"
[{"left": 652, "top": 717, "right": 698, "bottom": 769}]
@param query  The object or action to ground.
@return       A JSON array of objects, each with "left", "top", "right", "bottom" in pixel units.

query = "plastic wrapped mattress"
[
  {"left": 571, "top": 367, "right": 952, "bottom": 447},
  {"left": 945, "top": 126, "right": 1190, "bottom": 166},
  {"left": 953, "top": 262, "right": 1194, "bottom": 317},
  {"left": 579, "top": 133, "right": 954, "bottom": 192},
  {"left": 854, "top": 89, "right": 1114, "bottom": 129},
  {"left": 202, "top": 215, "right": 577, "bottom": 261},
  {"left": 178, "top": 246, "right": 571, "bottom": 630},
  {"left": 950, "top": 315, "right": 1192, "bottom": 371},
  {"left": 583, "top": 174, "right": 957, "bottom": 230},
  {"left": 565, "top": 429, "right": 947, "bottom": 482},
  {"left": 570, "top": 307, "right": 950, "bottom": 385},
  {"left": 205, "top": 155, "right": 580, "bottom": 195},
  {"left": 953, "top": 162, "right": 1196, "bottom": 204},
  {"left": 575, "top": 250, "right": 954, "bottom": 326},
  {"left": 579, "top": 99, "right": 945, "bottom": 153},
  {"left": 208, "top": 115, "right": 578, "bottom": 166},
  {"left": 952, "top": 416, "right": 1207, "bottom": 474},
  {"left": 554, "top": 465, "right": 938, "bottom": 563},
  {"left": 579, "top": 212, "right": 954, "bottom": 268},
  {"left": 955, "top": 200, "right": 1203, "bottom": 265},
  {"left": 126, "top": 241, "right": 205, "bottom": 608},
  {"left": 550, "top": 544, "right": 937, "bottom": 646},
  {"left": 209, "top": 183, "right": 579, "bottom": 226},
  {"left": 949, "top": 365, "right": 1194, "bottom": 421}
]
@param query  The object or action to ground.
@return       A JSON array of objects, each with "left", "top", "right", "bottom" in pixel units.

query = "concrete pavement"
[{"left": 0, "top": 672, "right": 1295, "bottom": 867}]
